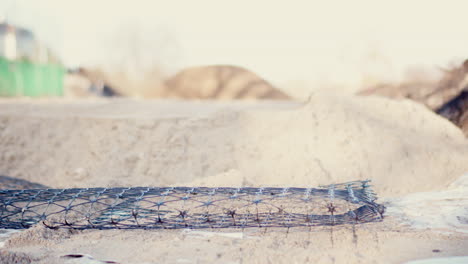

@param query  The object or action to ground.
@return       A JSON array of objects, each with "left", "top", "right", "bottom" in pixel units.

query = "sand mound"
[
  {"left": 359, "top": 60, "right": 468, "bottom": 110},
  {"left": 64, "top": 65, "right": 291, "bottom": 100},
  {"left": 165, "top": 65, "right": 291, "bottom": 100},
  {"left": 359, "top": 60, "right": 468, "bottom": 136},
  {"left": 1, "top": 94, "right": 468, "bottom": 264},
  {"left": 0, "top": 93, "right": 466, "bottom": 197}
]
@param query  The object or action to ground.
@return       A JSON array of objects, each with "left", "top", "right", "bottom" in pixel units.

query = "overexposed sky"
[{"left": 1, "top": 0, "right": 468, "bottom": 95}]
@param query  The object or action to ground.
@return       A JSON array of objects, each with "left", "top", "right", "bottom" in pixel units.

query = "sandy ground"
[{"left": 0, "top": 93, "right": 467, "bottom": 263}]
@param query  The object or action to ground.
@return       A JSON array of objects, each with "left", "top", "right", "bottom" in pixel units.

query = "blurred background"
[{"left": 0, "top": 0, "right": 467, "bottom": 100}]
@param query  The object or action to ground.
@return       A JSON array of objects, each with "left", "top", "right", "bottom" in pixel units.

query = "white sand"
[
  {"left": 0, "top": 93, "right": 467, "bottom": 263},
  {"left": 388, "top": 173, "right": 468, "bottom": 234}
]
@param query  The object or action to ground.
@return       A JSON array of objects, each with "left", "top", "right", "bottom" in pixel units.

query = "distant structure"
[
  {"left": 0, "top": 22, "right": 64, "bottom": 97},
  {"left": 165, "top": 65, "right": 291, "bottom": 100},
  {"left": 0, "top": 22, "right": 60, "bottom": 64},
  {"left": 0, "top": 22, "right": 33, "bottom": 61}
]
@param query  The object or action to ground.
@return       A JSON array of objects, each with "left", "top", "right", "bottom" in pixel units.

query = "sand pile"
[
  {"left": 64, "top": 65, "right": 291, "bottom": 100},
  {"left": 359, "top": 60, "right": 468, "bottom": 110},
  {"left": 1, "top": 94, "right": 468, "bottom": 263},
  {"left": 359, "top": 60, "right": 468, "bottom": 136},
  {"left": 164, "top": 65, "right": 291, "bottom": 100},
  {"left": 0, "top": 93, "right": 466, "bottom": 197}
]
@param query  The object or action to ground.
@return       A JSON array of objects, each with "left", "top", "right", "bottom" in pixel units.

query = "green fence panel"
[
  {"left": 46, "top": 63, "right": 65, "bottom": 96},
  {"left": 0, "top": 58, "right": 17, "bottom": 96},
  {"left": 21, "top": 60, "right": 38, "bottom": 97},
  {"left": 0, "top": 57, "right": 65, "bottom": 97}
]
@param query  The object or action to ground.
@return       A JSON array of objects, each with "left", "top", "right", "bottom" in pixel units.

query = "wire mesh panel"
[{"left": 0, "top": 180, "right": 385, "bottom": 230}]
